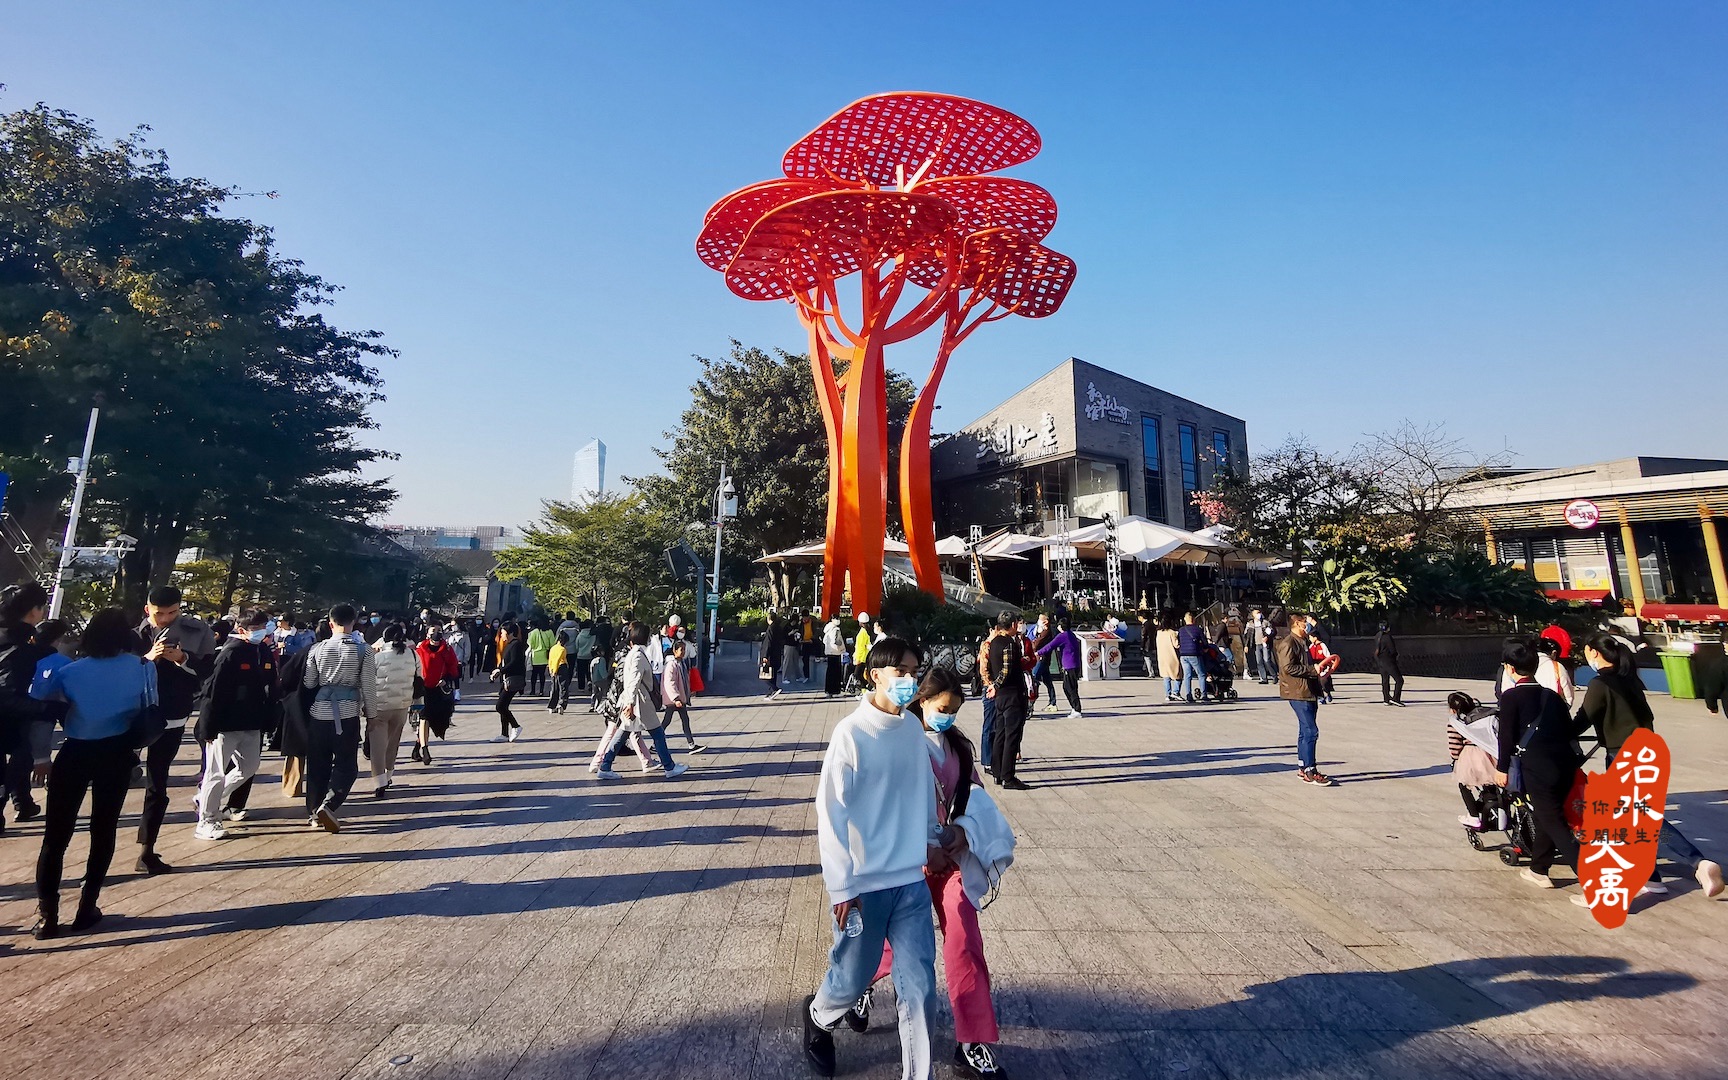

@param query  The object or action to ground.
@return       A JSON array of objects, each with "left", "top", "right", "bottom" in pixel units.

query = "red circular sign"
[{"left": 1563, "top": 499, "right": 1601, "bottom": 530}]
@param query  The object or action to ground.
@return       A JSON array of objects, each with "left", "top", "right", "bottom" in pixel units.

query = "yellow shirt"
[{"left": 853, "top": 629, "right": 872, "bottom": 664}]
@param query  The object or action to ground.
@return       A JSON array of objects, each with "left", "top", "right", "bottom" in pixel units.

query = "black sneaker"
[
  {"left": 14, "top": 803, "right": 42, "bottom": 823},
  {"left": 844, "top": 987, "right": 871, "bottom": 1032},
  {"left": 955, "top": 1042, "right": 1006, "bottom": 1078},
  {"left": 30, "top": 915, "right": 59, "bottom": 941},
  {"left": 802, "top": 995, "right": 836, "bottom": 1076},
  {"left": 135, "top": 852, "right": 174, "bottom": 876}
]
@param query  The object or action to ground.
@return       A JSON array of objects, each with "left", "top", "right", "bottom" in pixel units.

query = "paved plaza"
[{"left": 1, "top": 650, "right": 1724, "bottom": 1080}]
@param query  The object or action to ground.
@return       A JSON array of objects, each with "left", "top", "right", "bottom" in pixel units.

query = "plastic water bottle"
[{"left": 844, "top": 908, "right": 863, "bottom": 939}]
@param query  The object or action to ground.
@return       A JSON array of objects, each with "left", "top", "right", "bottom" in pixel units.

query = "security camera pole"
[{"left": 47, "top": 407, "right": 99, "bottom": 620}]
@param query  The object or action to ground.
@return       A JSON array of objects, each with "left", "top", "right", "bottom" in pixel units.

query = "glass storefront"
[{"left": 937, "top": 456, "right": 1126, "bottom": 533}]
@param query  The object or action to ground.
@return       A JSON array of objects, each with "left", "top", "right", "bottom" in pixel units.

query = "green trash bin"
[{"left": 1659, "top": 651, "right": 1697, "bottom": 699}]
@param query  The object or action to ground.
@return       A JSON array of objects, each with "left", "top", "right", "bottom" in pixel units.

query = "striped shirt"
[{"left": 303, "top": 635, "right": 378, "bottom": 721}]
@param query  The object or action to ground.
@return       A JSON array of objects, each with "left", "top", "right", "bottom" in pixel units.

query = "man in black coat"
[
  {"left": 190, "top": 609, "right": 278, "bottom": 841},
  {"left": 0, "top": 583, "right": 56, "bottom": 831},
  {"left": 133, "top": 585, "right": 217, "bottom": 875},
  {"left": 986, "top": 612, "right": 1032, "bottom": 790}
]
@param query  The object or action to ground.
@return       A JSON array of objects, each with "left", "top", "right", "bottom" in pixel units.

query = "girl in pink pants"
[{"left": 852, "top": 667, "right": 1006, "bottom": 1080}]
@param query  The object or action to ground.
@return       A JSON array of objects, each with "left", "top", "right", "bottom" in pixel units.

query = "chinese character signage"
[
  {"left": 974, "top": 412, "right": 1060, "bottom": 462},
  {"left": 1084, "top": 382, "right": 1131, "bottom": 424},
  {"left": 1575, "top": 729, "right": 1670, "bottom": 928}
]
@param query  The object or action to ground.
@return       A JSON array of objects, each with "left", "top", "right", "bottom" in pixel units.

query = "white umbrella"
[{"left": 1067, "top": 517, "right": 1230, "bottom": 564}]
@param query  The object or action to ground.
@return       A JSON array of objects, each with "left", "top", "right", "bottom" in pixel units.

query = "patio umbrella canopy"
[{"left": 1065, "top": 517, "right": 1231, "bottom": 564}]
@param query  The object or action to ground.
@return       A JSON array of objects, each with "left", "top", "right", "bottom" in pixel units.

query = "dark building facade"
[{"left": 931, "top": 358, "right": 1249, "bottom": 536}]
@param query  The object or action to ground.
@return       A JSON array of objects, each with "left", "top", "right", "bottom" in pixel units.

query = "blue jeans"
[
  {"left": 1179, "top": 655, "right": 1205, "bottom": 699},
  {"left": 812, "top": 880, "right": 936, "bottom": 1080},
  {"left": 601, "top": 724, "right": 675, "bottom": 771},
  {"left": 979, "top": 696, "right": 996, "bottom": 771},
  {"left": 1255, "top": 643, "right": 1274, "bottom": 680},
  {"left": 1288, "top": 698, "right": 1319, "bottom": 769}
]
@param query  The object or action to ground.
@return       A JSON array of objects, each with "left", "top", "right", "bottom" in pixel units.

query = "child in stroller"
[
  {"left": 1448, "top": 693, "right": 1510, "bottom": 845},
  {"left": 1201, "top": 641, "right": 1238, "bottom": 702}
]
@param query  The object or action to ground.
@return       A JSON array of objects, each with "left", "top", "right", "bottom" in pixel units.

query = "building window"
[
  {"left": 1141, "top": 415, "right": 1167, "bottom": 523},
  {"left": 1073, "top": 457, "right": 1126, "bottom": 520},
  {"left": 1178, "top": 423, "right": 1200, "bottom": 529},
  {"left": 1212, "top": 430, "right": 1232, "bottom": 479}
]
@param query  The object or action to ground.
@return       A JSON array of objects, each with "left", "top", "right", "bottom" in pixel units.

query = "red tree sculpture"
[{"left": 697, "top": 92, "right": 1075, "bottom": 617}]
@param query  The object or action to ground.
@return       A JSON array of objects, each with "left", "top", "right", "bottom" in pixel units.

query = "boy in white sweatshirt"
[{"left": 804, "top": 637, "right": 943, "bottom": 1080}]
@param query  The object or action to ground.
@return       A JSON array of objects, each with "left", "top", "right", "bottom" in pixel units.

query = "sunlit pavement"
[{"left": 1, "top": 649, "right": 1724, "bottom": 1079}]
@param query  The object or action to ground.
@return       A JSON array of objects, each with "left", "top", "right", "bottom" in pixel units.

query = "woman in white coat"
[
  {"left": 368, "top": 623, "right": 420, "bottom": 796},
  {"left": 594, "top": 621, "right": 687, "bottom": 780}
]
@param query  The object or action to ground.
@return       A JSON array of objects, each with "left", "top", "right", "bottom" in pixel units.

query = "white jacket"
[
  {"left": 372, "top": 644, "right": 421, "bottom": 712},
  {"left": 815, "top": 699, "right": 940, "bottom": 905},
  {"left": 953, "top": 781, "right": 1016, "bottom": 910},
  {"left": 823, "top": 620, "right": 844, "bottom": 656}
]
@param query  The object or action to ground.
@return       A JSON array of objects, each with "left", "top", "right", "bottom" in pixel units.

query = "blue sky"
[{"left": 5, "top": 2, "right": 1725, "bottom": 527}]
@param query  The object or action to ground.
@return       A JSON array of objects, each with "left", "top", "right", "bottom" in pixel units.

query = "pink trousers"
[{"left": 874, "top": 868, "right": 999, "bottom": 1044}]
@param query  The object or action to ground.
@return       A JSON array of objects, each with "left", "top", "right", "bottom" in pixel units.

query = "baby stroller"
[
  {"left": 1201, "top": 642, "right": 1238, "bottom": 702},
  {"left": 1446, "top": 694, "right": 1526, "bottom": 858}
]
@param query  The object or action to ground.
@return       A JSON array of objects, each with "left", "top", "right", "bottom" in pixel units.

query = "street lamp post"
[
  {"left": 706, "top": 467, "right": 737, "bottom": 680},
  {"left": 48, "top": 407, "right": 100, "bottom": 620}
]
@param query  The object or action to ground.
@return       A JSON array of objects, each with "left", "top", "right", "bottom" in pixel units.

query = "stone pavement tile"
[
  {"left": 1187, "top": 1027, "right": 1306, "bottom": 1079},
  {"left": 1165, "top": 932, "right": 1265, "bottom": 975},
  {"left": 1258, "top": 1029, "right": 1407, "bottom": 1080},
  {"left": 1054, "top": 928, "right": 1142, "bottom": 974},
  {"left": 1118, "top": 929, "right": 1203, "bottom": 975},
  {"left": 1372, "top": 1029, "right": 1545, "bottom": 1080},
  {"left": 990, "top": 928, "right": 1075, "bottom": 973},
  {"left": 1122, "top": 1029, "right": 1232, "bottom": 1079},
  {"left": 998, "top": 1028, "right": 1151, "bottom": 1079}
]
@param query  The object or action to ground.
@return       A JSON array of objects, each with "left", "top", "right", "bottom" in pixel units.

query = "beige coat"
[{"left": 1155, "top": 629, "right": 1180, "bottom": 679}]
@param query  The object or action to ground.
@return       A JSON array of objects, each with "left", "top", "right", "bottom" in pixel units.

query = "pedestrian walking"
[
  {"left": 1493, "top": 638, "right": 1581, "bottom": 893},
  {"left": 526, "top": 620, "right": 554, "bottom": 696},
  {"left": 784, "top": 610, "right": 805, "bottom": 687},
  {"left": 847, "top": 665, "right": 1015, "bottom": 1080},
  {"left": 1374, "top": 622, "right": 1406, "bottom": 706},
  {"left": 1156, "top": 613, "right": 1181, "bottom": 701},
  {"left": 822, "top": 612, "right": 846, "bottom": 697},
  {"left": 1248, "top": 608, "right": 1273, "bottom": 684},
  {"left": 412, "top": 626, "right": 460, "bottom": 764},
  {"left": 1029, "top": 613, "right": 1058, "bottom": 714},
  {"left": 594, "top": 621, "right": 688, "bottom": 779},
  {"left": 802, "top": 636, "right": 940, "bottom": 1079},
  {"left": 975, "top": 627, "right": 1000, "bottom": 776},
  {"left": 27, "top": 608, "right": 153, "bottom": 938},
  {"left": 191, "top": 609, "right": 279, "bottom": 840},
  {"left": 443, "top": 619, "right": 469, "bottom": 678},
  {"left": 763, "top": 613, "right": 788, "bottom": 699},
  {"left": 466, "top": 620, "right": 487, "bottom": 678},
  {"left": 547, "top": 635, "right": 573, "bottom": 713},
  {"left": 799, "top": 609, "right": 820, "bottom": 682},
  {"left": 366, "top": 624, "right": 417, "bottom": 796},
  {"left": 1036, "top": 618, "right": 1084, "bottom": 719},
  {"left": 0, "top": 583, "right": 55, "bottom": 833},
  {"left": 1274, "top": 610, "right": 1337, "bottom": 786},
  {"left": 132, "top": 585, "right": 217, "bottom": 876},
  {"left": 492, "top": 622, "right": 526, "bottom": 742},
  {"left": 984, "top": 613, "right": 1031, "bottom": 791},
  {"left": 852, "top": 613, "right": 874, "bottom": 685},
  {"left": 302, "top": 604, "right": 378, "bottom": 833},
  {"left": 572, "top": 619, "right": 595, "bottom": 692},
  {"left": 1176, "top": 611, "right": 1208, "bottom": 703},
  {"left": 660, "top": 640, "right": 705, "bottom": 753},
  {"left": 1573, "top": 635, "right": 1724, "bottom": 900},
  {"left": 1532, "top": 636, "right": 1575, "bottom": 707}
]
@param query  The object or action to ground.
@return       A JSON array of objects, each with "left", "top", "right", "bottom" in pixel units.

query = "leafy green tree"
[
  {"left": 494, "top": 493, "right": 679, "bottom": 616},
  {"left": 0, "top": 104, "right": 394, "bottom": 609},
  {"left": 630, "top": 342, "right": 914, "bottom": 598}
]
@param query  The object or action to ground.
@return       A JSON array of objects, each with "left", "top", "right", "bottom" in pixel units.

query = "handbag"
[
  {"left": 128, "top": 665, "right": 165, "bottom": 750},
  {"left": 758, "top": 658, "right": 773, "bottom": 681}
]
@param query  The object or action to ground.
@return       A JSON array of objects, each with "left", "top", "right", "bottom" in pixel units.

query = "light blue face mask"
[
  {"left": 247, "top": 629, "right": 269, "bottom": 644},
  {"left": 886, "top": 674, "right": 919, "bottom": 708},
  {"left": 927, "top": 709, "right": 958, "bottom": 733}
]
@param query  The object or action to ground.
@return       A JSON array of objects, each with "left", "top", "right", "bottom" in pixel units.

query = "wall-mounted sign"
[
  {"left": 1563, "top": 498, "right": 1602, "bottom": 530},
  {"left": 1084, "top": 382, "right": 1131, "bottom": 424},
  {"left": 975, "top": 412, "right": 1060, "bottom": 461}
]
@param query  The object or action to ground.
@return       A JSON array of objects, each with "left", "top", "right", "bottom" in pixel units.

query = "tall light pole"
[
  {"left": 706, "top": 467, "right": 737, "bottom": 680},
  {"left": 48, "top": 408, "right": 100, "bottom": 620}
]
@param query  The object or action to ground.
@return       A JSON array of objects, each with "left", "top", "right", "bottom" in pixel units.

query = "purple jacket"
[{"left": 1037, "top": 630, "right": 1082, "bottom": 671}]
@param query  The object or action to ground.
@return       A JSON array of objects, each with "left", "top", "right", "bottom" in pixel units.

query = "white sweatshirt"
[{"left": 815, "top": 698, "right": 940, "bottom": 905}]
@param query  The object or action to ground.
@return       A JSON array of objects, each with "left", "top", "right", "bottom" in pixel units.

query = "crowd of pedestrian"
[{"left": 0, "top": 581, "right": 717, "bottom": 940}]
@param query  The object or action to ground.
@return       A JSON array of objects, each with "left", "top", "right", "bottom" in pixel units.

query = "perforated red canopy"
[{"left": 782, "top": 92, "right": 1041, "bottom": 187}]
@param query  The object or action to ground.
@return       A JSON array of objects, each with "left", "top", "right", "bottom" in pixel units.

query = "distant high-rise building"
[{"left": 572, "top": 439, "right": 606, "bottom": 505}]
